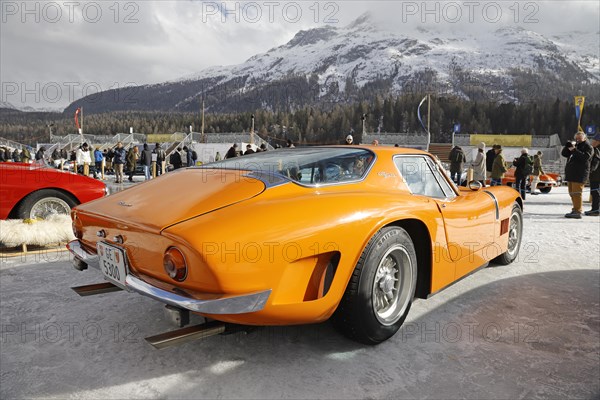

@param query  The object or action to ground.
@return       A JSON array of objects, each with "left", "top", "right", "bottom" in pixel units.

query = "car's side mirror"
[{"left": 468, "top": 180, "right": 482, "bottom": 191}]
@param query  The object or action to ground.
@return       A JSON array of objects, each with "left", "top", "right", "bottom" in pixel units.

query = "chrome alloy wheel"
[
  {"left": 29, "top": 197, "right": 71, "bottom": 219},
  {"left": 506, "top": 209, "right": 522, "bottom": 258},
  {"left": 372, "top": 245, "right": 414, "bottom": 326}
]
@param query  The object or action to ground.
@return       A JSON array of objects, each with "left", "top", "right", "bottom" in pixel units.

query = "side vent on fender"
[
  {"left": 303, "top": 252, "right": 340, "bottom": 301},
  {"left": 500, "top": 218, "right": 510, "bottom": 235}
]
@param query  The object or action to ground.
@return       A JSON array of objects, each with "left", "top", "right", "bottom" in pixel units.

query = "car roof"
[{"left": 308, "top": 145, "right": 430, "bottom": 157}]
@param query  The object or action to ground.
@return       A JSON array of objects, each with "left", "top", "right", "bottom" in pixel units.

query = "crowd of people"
[
  {"left": 0, "top": 141, "right": 201, "bottom": 184},
  {"left": 223, "top": 142, "right": 273, "bottom": 158},
  {"left": 447, "top": 131, "right": 600, "bottom": 218},
  {"left": 3, "top": 132, "right": 599, "bottom": 218}
]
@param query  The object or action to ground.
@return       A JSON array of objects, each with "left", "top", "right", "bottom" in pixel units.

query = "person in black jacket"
[
  {"left": 182, "top": 146, "right": 194, "bottom": 167},
  {"left": 34, "top": 146, "right": 46, "bottom": 162},
  {"left": 448, "top": 145, "right": 466, "bottom": 185},
  {"left": 113, "top": 142, "right": 127, "bottom": 183},
  {"left": 140, "top": 143, "right": 153, "bottom": 180},
  {"left": 485, "top": 145, "right": 497, "bottom": 179},
  {"left": 170, "top": 148, "right": 183, "bottom": 169},
  {"left": 512, "top": 148, "right": 532, "bottom": 200},
  {"left": 562, "top": 131, "right": 594, "bottom": 219},
  {"left": 585, "top": 132, "right": 600, "bottom": 216},
  {"left": 225, "top": 143, "right": 238, "bottom": 159}
]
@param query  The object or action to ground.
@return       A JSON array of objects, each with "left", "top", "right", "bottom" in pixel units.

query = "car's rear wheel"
[
  {"left": 332, "top": 227, "right": 417, "bottom": 344},
  {"left": 16, "top": 189, "right": 78, "bottom": 220},
  {"left": 494, "top": 203, "right": 523, "bottom": 265},
  {"left": 539, "top": 187, "right": 551, "bottom": 194}
]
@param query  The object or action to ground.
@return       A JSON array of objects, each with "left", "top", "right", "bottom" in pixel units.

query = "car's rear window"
[{"left": 203, "top": 147, "right": 375, "bottom": 185}]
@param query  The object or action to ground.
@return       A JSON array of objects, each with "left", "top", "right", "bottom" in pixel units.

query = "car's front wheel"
[
  {"left": 332, "top": 226, "right": 417, "bottom": 344},
  {"left": 16, "top": 189, "right": 78, "bottom": 219}
]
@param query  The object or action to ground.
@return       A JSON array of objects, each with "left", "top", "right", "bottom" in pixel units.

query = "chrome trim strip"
[
  {"left": 243, "top": 171, "right": 289, "bottom": 188},
  {"left": 483, "top": 190, "right": 500, "bottom": 220},
  {"left": 67, "top": 240, "right": 271, "bottom": 314},
  {"left": 125, "top": 275, "right": 271, "bottom": 314}
]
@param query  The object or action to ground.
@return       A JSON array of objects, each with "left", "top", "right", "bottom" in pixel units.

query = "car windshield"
[{"left": 203, "top": 147, "right": 375, "bottom": 185}]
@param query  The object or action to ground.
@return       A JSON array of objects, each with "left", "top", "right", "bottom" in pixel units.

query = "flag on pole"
[
  {"left": 574, "top": 96, "right": 585, "bottom": 133},
  {"left": 74, "top": 108, "right": 81, "bottom": 130}
]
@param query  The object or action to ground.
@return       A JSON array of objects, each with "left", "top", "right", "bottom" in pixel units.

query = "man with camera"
[{"left": 561, "top": 131, "right": 593, "bottom": 219}]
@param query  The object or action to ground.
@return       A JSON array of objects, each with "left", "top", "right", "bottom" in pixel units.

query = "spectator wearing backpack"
[
  {"left": 448, "top": 145, "right": 466, "bottom": 185},
  {"left": 513, "top": 148, "right": 533, "bottom": 200},
  {"left": 153, "top": 143, "right": 166, "bottom": 175},
  {"left": 585, "top": 132, "right": 600, "bottom": 216},
  {"left": 562, "top": 131, "right": 593, "bottom": 219},
  {"left": 530, "top": 151, "right": 545, "bottom": 195}
]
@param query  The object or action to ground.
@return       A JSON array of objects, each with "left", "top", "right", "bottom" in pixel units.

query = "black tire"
[
  {"left": 332, "top": 227, "right": 417, "bottom": 344},
  {"left": 539, "top": 187, "right": 551, "bottom": 194},
  {"left": 16, "top": 189, "right": 78, "bottom": 220},
  {"left": 493, "top": 203, "right": 523, "bottom": 265}
]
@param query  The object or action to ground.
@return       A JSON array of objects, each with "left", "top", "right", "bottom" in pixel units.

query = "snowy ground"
[{"left": 1, "top": 186, "right": 598, "bottom": 399}]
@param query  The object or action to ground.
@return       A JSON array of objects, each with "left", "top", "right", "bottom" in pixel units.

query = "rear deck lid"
[{"left": 75, "top": 168, "right": 266, "bottom": 231}]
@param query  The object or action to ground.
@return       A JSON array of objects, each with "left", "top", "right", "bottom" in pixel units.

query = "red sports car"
[{"left": 0, "top": 162, "right": 108, "bottom": 220}]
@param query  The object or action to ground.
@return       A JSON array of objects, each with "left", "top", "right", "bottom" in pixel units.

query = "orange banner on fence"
[{"left": 470, "top": 134, "right": 532, "bottom": 147}]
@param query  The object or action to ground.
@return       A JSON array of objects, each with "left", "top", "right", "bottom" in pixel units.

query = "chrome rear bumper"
[{"left": 67, "top": 240, "right": 270, "bottom": 315}]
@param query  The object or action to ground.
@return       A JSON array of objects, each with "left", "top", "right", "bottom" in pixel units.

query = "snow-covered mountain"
[
  {"left": 0, "top": 101, "right": 18, "bottom": 110},
  {"left": 0, "top": 101, "right": 63, "bottom": 113},
  {"left": 65, "top": 13, "right": 599, "bottom": 115}
]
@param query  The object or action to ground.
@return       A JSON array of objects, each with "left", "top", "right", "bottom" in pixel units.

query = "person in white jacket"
[
  {"left": 471, "top": 142, "right": 487, "bottom": 187},
  {"left": 76, "top": 143, "right": 97, "bottom": 178}
]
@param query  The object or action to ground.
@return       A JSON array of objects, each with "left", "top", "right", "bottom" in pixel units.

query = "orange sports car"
[
  {"left": 68, "top": 146, "right": 523, "bottom": 345},
  {"left": 502, "top": 167, "right": 561, "bottom": 193}
]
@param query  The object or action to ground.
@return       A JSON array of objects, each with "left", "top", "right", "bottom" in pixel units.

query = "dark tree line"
[{"left": 1, "top": 95, "right": 597, "bottom": 146}]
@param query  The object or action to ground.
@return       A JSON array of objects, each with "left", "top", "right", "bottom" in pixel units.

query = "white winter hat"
[
  {"left": 346, "top": 135, "right": 353, "bottom": 142},
  {"left": 477, "top": 142, "right": 486, "bottom": 150},
  {"left": 521, "top": 148, "right": 529, "bottom": 154}
]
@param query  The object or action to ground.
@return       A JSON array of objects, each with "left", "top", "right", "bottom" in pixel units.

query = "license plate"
[{"left": 97, "top": 242, "right": 128, "bottom": 288}]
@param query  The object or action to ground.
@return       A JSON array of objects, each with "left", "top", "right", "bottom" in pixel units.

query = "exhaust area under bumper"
[{"left": 67, "top": 240, "right": 271, "bottom": 315}]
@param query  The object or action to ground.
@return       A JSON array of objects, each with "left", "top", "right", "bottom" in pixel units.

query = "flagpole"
[
  {"left": 201, "top": 100, "right": 205, "bottom": 143},
  {"left": 427, "top": 94, "right": 431, "bottom": 152},
  {"left": 417, "top": 95, "right": 431, "bottom": 152},
  {"left": 79, "top": 106, "right": 84, "bottom": 144}
]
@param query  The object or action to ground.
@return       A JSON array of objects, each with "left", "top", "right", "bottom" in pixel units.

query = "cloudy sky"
[{"left": 1, "top": 0, "right": 599, "bottom": 110}]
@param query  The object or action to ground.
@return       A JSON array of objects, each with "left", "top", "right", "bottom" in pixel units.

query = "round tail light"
[{"left": 163, "top": 247, "right": 187, "bottom": 282}]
